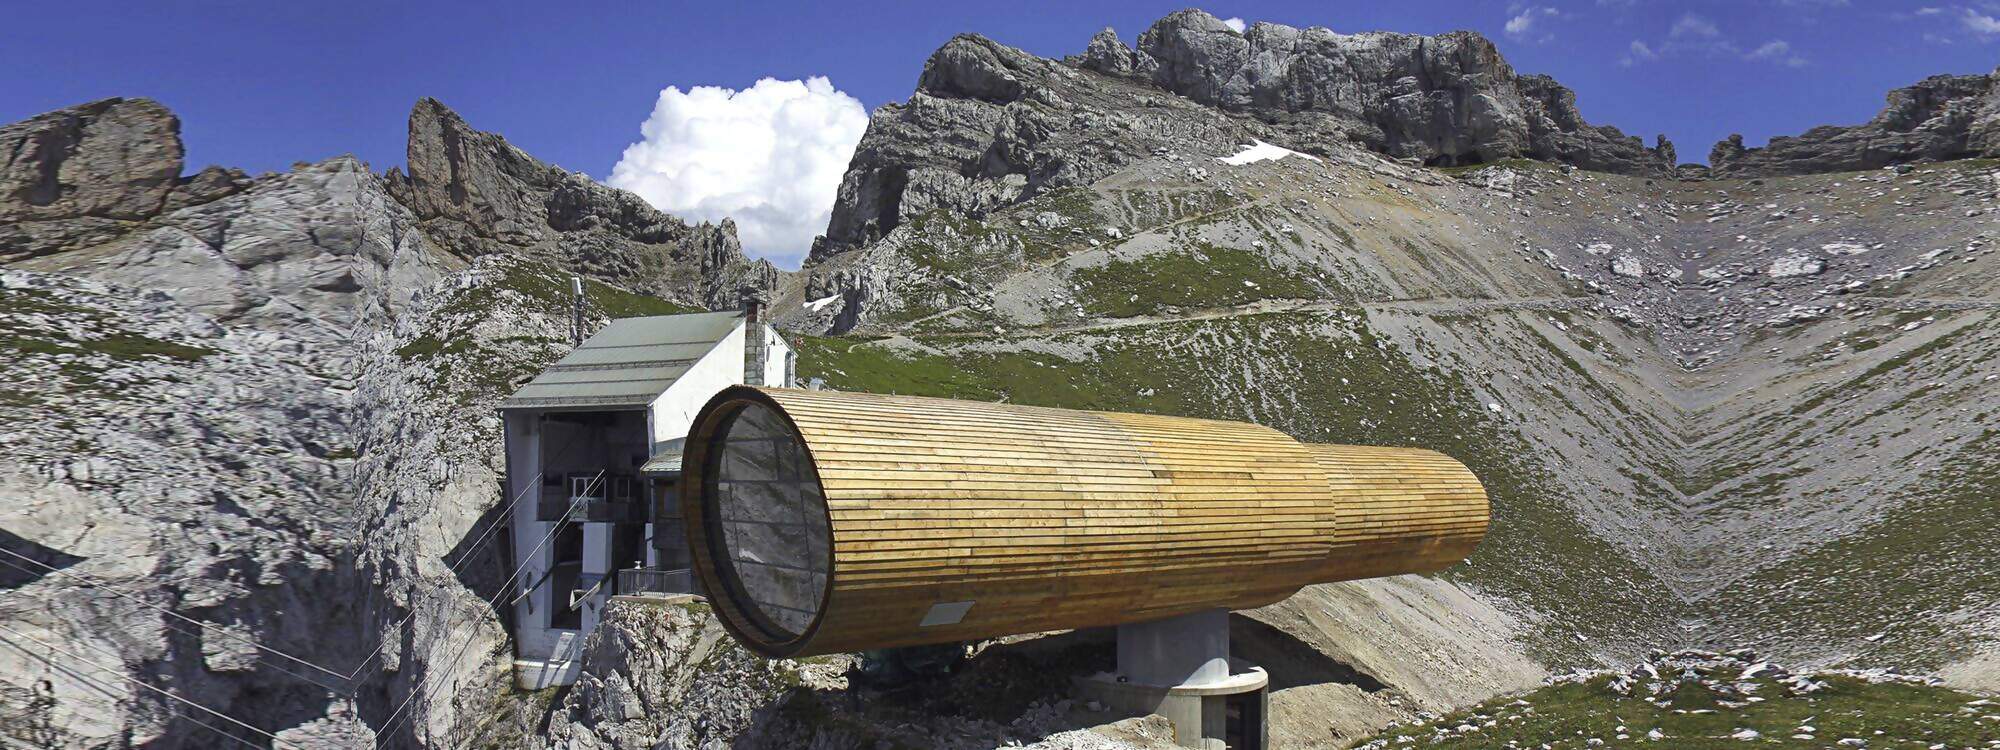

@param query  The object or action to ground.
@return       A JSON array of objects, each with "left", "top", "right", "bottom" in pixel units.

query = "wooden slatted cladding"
[
  {"left": 680, "top": 386, "right": 1488, "bottom": 658},
  {"left": 1302, "top": 444, "right": 1490, "bottom": 582}
]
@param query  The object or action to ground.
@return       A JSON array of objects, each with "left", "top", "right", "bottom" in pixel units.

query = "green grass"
[
  {"left": 583, "top": 278, "right": 702, "bottom": 318},
  {"left": 1073, "top": 245, "right": 1321, "bottom": 317},
  {"left": 794, "top": 311, "right": 1677, "bottom": 663},
  {"left": 1715, "top": 428, "right": 2000, "bottom": 670},
  {"left": 0, "top": 332, "right": 212, "bottom": 362},
  {"left": 1359, "top": 673, "right": 1998, "bottom": 749}
]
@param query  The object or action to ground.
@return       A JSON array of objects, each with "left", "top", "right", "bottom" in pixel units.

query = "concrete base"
[
  {"left": 512, "top": 657, "right": 581, "bottom": 690},
  {"left": 609, "top": 592, "right": 701, "bottom": 606},
  {"left": 1074, "top": 610, "right": 1269, "bottom": 749},
  {"left": 1075, "top": 662, "right": 1268, "bottom": 749}
]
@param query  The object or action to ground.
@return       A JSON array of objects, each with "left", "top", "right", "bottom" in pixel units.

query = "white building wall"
[
  {"left": 649, "top": 321, "right": 748, "bottom": 446},
  {"left": 504, "top": 412, "right": 570, "bottom": 679},
  {"left": 762, "top": 324, "right": 793, "bottom": 387},
  {"left": 580, "top": 524, "right": 611, "bottom": 635},
  {"left": 505, "top": 314, "right": 792, "bottom": 688}
]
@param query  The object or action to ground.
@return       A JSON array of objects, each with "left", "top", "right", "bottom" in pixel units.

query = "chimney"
[
  {"left": 570, "top": 276, "right": 586, "bottom": 345},
  {"left": 741, "top": 288, "right": 767, "bottom": 386}
]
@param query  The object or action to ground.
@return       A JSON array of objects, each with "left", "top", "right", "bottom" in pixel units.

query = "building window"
[{"left": 702, "top": 402, "right": 831, "bottom": 641}]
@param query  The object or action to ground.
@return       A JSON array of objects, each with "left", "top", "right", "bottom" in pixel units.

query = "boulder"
[{"left": 0, "top": 97, "right": 182, "bottom": 223}]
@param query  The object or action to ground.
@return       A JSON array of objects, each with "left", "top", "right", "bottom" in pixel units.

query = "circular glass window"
[{"left": 705, "top": 401, "right": 831, "bottom": 640}]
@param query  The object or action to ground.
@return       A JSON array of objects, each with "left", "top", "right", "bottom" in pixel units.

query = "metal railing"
[
  {"left": 536, "top": 486, "right": 646, "bottom": 523},
  {"left": 616, "top": 567, "right": 695, "bottom": 597}
]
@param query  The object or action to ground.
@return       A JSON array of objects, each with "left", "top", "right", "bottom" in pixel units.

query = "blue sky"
[{"left": 5, "top": 1, "right": 1997, "bottom": 263}]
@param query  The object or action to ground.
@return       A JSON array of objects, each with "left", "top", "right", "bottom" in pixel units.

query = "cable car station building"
[
  {"left": 497, "top": 302, "right": 791, "bottom": 688},
  {"left": 496, "top": 301, "right": 1490, "bottom": 749}
]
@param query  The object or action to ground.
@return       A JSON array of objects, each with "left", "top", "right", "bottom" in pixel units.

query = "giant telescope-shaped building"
[{"left": 678, "top": 386, "right": 1489, "bottom": 659}]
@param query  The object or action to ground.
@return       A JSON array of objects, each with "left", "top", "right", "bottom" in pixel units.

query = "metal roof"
[
  {"left": 499, "top": 311, "right": 743, "bottom": 411},
  {"left": 640, "top": 437, "right": 686, "bottom": 476}
]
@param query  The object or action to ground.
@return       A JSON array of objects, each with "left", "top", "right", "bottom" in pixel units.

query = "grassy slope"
[
  {"left": 792, "top": 310, "right": 1676, "bottom": 666},
  {"left": 1358, "top": 674, "right": 1997, "bottom": 749}
]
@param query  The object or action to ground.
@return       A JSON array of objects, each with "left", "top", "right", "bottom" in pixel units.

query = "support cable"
[
  {"left": 0, "top": 548, "right": 353, "bottom": 691},
  {"left": 368, "top": 470, "right": 604, "bottom": 748},
  {"left": 0, "top": 623, "right": 301, "bottom": 749}
]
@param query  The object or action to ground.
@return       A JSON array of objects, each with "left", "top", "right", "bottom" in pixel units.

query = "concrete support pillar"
[
  {"left": 1075, "top": 609, "right": 1267, "bottom": 750},
  {"left": 581, "top": 522, "right": 611, "bottom": 633},
  {"left": 1117, "top": 608, "right": 1230, "bottom": 687}
]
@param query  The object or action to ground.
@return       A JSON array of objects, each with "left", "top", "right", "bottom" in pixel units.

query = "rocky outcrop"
[
  {"left": 539, "top": 601, "right": 827, "bottom": 749},
  {"left": 0, "top": 97, "right": 792, "bottom": 750},
  {"left": 0, "top": 98, "right": 248, "bottom": 262},
  {"left": 1073, "top": 27, "right": 1151, "bottom": 78},
  {"left": 1709, "top": 71, "right": 2000, "bottom": 177},
  {"left": 814, "top": 10, "right": 1671, "bottom": 258},
  {"left": 386, "top": 98, "right": 779, "bottom": 308},
  {"left": 1124, "top": 11, "right": 1671, "bottom": 172}
]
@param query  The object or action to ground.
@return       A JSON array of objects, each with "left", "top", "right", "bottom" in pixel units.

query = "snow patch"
[
  {"left": 804, "top": 294, "right": 840, "bottom": 312},
  {"left": 1218, "top": 140, "right": 1322, "bottom": 166}
]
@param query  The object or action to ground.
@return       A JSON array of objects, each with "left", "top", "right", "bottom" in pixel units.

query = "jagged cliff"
[
  {"left": 818, "top": 10, "right": 1674, "bottom": 258},
  {"left": 4, "top": 7, "right": 2000, "bottom": 750},
  {"left": 1709, "top": 69, "right": 2000, "bottom": 176},
  {"left": 0, "top": 96, "right": 782, "bottom": 749}
]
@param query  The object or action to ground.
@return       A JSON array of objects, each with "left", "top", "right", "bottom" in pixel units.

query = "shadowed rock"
[
  {"left": 0, "top": 98, "right": 248, "bottom": 261},
  {"left": 1709, "top": 71, "right": 2000, "bottom": 177},
  {"left": 386, "top": 98, "right": 778, "bottom": 307},
  {"left": 815, "top": 9, "right": 1673, "bottom": 258}
]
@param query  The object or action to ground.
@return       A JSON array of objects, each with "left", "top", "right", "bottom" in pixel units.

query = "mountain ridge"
[{"left": 2, "top": 8, "right": 1997, "bottom": 749}]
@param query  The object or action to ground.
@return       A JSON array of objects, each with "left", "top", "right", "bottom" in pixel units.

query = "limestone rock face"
[
  {"left": 387, "top": 98, "right": 778, "bottom": 308},
  {"left": 1126, "top": 10, "right": 1669, "bottom": 173},
  {"left": 815, "top": 9, "right": 1672, "bottom": 259},
  {"left": 0, "top": 98, "right": 248, "bottom": 262},
  {"left": 0, "top": 96, "right": 791, "bottom": 750},
  {"left": 540, "top": 601, "right": 824, "bottom": 750},
  {"left": 1709, "top": 71, "right": 2000, "bottom": 176},
  {"left": 1073, "top": 27, "right": 1150, "bottom": 78},
  {"left": 0, "top": 98, "right": 182, "bottom": 222}
]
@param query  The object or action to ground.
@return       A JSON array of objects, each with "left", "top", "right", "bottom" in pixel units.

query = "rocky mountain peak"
[
  {"left": 0, "top": 97, "right": 182, "bottom": 221},
  {"left": 385, "top": 97, "right": 778, "bottom": 306},
  {"left": 1707, "top": 69, "right": 2000, "bottom": 176},
  {"left": 1075, "top": 27, "right": 1148, "bottom": 78},
  {"left": 812, "top": 8, "right": 1674, "bottom": 260},
  {"left": 1118, "top": 9, "right": 1669, "bottom": 173},
  {"left": 0, "top": 97, "right": 249, "bottom": 262},
  {"left": 917, "top": 34, "right": 1047, "bottom": 104}
]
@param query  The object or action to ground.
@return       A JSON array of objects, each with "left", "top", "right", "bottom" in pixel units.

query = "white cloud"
[
  {"left": 1620, "top": 39, "right": 1659, "bottom": 66},
  {"left": 1745, "top": 39, "right": 1809, "bottom": 67},
  {"left": 1916, "top": 6, "right": 1945, "bottom": 15},
  {"left": 1222, "top": 17, "right": 1247, "bottom": 33},
  {"left": 1963, "top": 7, "right": 2000, "bottom": 34},
  {"left": 1669, "top": 13, "right": 1721, "bottom": 39},
  {"left": 608, "top": 77, "right": 868, "bottom": 268},
  {"left": 1505, "top": 6, "right": 1562, "bottom": 43},
  {"left": 1647, "top": 13, "right": 1739, "bottom": 57}
]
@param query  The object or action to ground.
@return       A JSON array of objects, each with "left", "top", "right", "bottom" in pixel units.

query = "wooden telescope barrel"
[{"left": 679, "top": 386, "right": 1489, "bottom": 658}]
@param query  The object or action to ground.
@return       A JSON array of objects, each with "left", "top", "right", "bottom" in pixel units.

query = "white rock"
[
  {"left": 1769, "top": 255, "right": 1826, "bottom": 278},
  {"left": 1611, "top": 256, "right": 1645, "bottom": 278}
]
